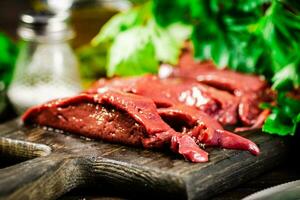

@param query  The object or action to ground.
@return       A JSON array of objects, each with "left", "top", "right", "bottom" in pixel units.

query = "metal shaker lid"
[{"left": 18, "top": 11, "right": 74, "bottom": 42}]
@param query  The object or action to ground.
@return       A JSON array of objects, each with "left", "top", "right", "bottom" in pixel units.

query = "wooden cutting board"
[{"left": 0, "top": 119, "right": 288, "bottom": 200}]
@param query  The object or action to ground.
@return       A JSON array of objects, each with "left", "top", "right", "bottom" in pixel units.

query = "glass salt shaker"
[{"left": 8, "top": 11, "right": 82, "bottom": 114}]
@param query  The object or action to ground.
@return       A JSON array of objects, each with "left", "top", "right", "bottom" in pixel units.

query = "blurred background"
[
  {"left": 0, "top": 0, "right": 128, "bottom": 43},
  {"left": 0, "top": 0, "right": 135, "bottom": 121},
  {"left": 0, "top": 1, "right": 31, "bottom": 40}
]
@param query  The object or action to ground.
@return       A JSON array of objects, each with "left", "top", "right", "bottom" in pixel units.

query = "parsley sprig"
[
  {"left": 92, "top": 0, "right": 300, "bottom": 136},
  {"left": 92, "top": 2, "right": 191, "bottom": 77}
]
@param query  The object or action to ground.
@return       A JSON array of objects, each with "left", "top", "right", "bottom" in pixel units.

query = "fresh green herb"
[
  {"left": 272, "top": 61, "right": 300, "bottom": 91},
  {"left": 152, "top": 0, "right": 300, "bottom": 136},
  {"left": 262, "top": 93, "right": 300, "bottom": 136},
  {"left": 93, "top": 0, "right": 300, "bottom": 136},
  {"left": 0, "top": 32, "right": 18, "bottom": 115},
  {"left": 76, "top": 44, "right": 107, "bottom": 87},
  {"left": 92, "top": 2, "right": 192, "bottom": 77},
  {"left": 0, "top": 33, "right": 18, "bottom": 86}
]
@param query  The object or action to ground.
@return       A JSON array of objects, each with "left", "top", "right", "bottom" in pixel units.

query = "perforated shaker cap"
[{"left": 18, "top": 11, "right": 74, "bottom": 42}]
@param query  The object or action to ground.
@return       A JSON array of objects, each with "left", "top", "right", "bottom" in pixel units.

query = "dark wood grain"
[{"left": 0, "top": 119, "right": 289, "bottom": 200}]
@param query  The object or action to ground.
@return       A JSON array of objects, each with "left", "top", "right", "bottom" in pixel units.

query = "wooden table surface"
[
  {"left": 55, "top": 138, "right": 300, "bottom": 200},
  {"left": 1, "top": 135, "right": 299, "bottom": 200},
  {"left": 56, "top": 155, "right": 300, "bottom": 199},
  {"left": 0, "top": 119, "right": 294, "bottom": 200},
  {"left": 53, "top": 136, "right": 299, "bottom": 200}
]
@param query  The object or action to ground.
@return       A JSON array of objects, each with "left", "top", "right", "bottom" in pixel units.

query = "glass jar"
[{"left": 8, "top": 11, "right": 82, "bottom": 114}]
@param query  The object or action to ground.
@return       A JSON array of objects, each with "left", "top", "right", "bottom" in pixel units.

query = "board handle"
[
  {"left": 0, "top": 137, "right": 52, "bottom": 159},
  {"left": 0, "top": 137, "right": 84, "bottom": 200}
]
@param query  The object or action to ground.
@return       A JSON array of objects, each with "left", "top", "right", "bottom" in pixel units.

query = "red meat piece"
[
  {"left": 86, "top": 75, "right": 239, "bottom": 126},
  {"left": 23, "top": 90, "right": 259, "bottom": 162},
  {"left": 22, "top": 91, "right": 208, "bottom": 162},
  {"left": 161, "top": 49, "right": 271, "bottom": 127}
]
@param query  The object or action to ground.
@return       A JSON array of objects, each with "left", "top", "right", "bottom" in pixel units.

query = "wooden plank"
[{"left": 0, "top": 120, "right": 289, "bottom": 200}]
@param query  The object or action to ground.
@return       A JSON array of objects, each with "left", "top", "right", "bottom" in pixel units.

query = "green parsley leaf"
[
  {"left": 272, "top": 62, "right": 300, "bottom": 91},
  {"left": 149, "top": 20, "right": 188, "bottom": 64},
  {"left": 107, "top": 27, "right": 158, "bottom": 77},
  {"left": 0, "top": 33, "right": 18, "bottom": 86},
  {"left": 92, "top": 8, "right": 142, "bottom": 45},
  {"left": 152, "top": 0, "right": 300, "bottom": 136},
  {"left": 263, "top": 93, "right": 300, "bottom": 136},
  {"left": 76, "top": 44, "right": 107, "bottom": 85},
  {"left": 92, "top": 2, "right": 191, "bottom": 77}
]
